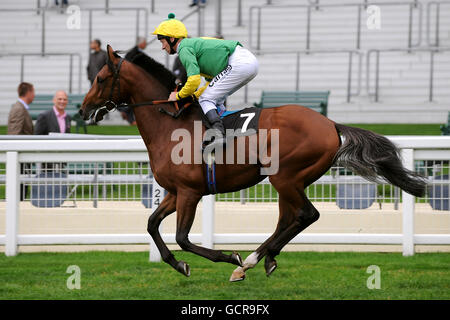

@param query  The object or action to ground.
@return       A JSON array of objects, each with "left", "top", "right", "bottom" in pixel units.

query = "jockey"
[{"left": 153, "top": 13, "right": 259, "bottom": 148}]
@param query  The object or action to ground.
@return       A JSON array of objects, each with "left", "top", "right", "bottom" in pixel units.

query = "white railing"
[{"left": 0, "top": 135, "right": 449, "bottom": 259}]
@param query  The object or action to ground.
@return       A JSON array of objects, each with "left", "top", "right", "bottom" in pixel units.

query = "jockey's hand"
[
  {"left": 178, "top": 94, "right": 197, "bottom": 105},
  {"left": 168, "top": 91, "right": 178, "bottom": 101}
]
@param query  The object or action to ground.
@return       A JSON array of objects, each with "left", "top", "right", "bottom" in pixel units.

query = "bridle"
[
  {"left": 104, "top": 56, "right": 124, "bottom": 111},
  {"left": 90, "top": 54, "right": 125, "bottom": 122},
  {"left": 91, "top": 52, "right": 190, "bottom": 123}
]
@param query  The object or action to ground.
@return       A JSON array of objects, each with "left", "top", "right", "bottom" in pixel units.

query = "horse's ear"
[{"left": 106, "top": 44, "right": 118, "bottom": 63}]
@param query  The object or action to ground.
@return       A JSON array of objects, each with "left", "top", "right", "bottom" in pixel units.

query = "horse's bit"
[
  {"left": 93, "top": 54, "right": 191, "bottom": 122},
  {"left": 92, "top": 56, "right": 124, "bottom": 122}
]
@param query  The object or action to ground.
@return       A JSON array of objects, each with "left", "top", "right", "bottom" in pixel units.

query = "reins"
[
  {"left": 122, "top": 98, "right": 189, "bottom": 119},
  {"left": 93, "top": 53, "right": 191, "bottom": 122}
]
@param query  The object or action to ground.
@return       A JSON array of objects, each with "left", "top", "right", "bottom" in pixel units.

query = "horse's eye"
[{"left": 97, "top": 76, "right": 104, "bottom": 84}]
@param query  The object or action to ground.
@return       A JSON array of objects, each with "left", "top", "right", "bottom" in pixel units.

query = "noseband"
[
  {"left": 92, "top": 55, "right": 124, "bottom": 122},
  {"left": 91, "top": 52, "right": 191, "bottom": 122},
  {"left": 105, "top": 56, "right": 124, "bottom": 111}
]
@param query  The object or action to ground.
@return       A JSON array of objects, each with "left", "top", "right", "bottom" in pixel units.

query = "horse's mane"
[{"left": 130, "top": 53, "right": 177, "bottom": 92}]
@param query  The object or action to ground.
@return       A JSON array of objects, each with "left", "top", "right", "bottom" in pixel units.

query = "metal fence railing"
[
  {"left": 0, "top": 52, "right": 82, "bottom": 94},
  {"left": 426, "top": 0, "right": 450, "bottom": 47},
  {"left": 1, "top": 154, "right": 448, "bottom": 210},
  {"left": 249, "top": 49, "right": 362, "bottom": 103},
  {"left": 0, "top": 135, "right": 449, "bottom": 257},
  {"left": 0, "top": 161, "right": 152, "bottom": 208},
  {"left": 366, "top": 47, "right": 450, "bottom": 102},
  {"left": 249, "top": 1, "right": 422, "bottom": 51},
  {"left": 0, "top": 7, "right": 148, "bottom": 57},
  {"left": 0, "top": 137, "right": 449, "bottom": 209},
  {"left": 218, "top": 161, "right": 449, "bottom": 209}
]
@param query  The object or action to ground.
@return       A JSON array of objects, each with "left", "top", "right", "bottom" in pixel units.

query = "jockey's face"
[{"left": 159, "top": 37, "right": 177, "bottom": 54}]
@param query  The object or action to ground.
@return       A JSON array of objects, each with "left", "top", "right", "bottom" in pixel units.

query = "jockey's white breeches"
[{"left": 199, "top": 45, "right": 258, "bottom": 115}]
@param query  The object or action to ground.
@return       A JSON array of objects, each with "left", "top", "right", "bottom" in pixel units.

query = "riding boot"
[{"left": 204, "top": 109, "right": 226, "bottom": 148}]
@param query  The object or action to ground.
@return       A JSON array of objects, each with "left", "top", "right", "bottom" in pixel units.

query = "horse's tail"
[{"left": 333, "top": 123, "right": 427, "bottom": 197}]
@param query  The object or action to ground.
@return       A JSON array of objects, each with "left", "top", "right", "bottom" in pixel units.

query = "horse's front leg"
[
  {"left": 147, "top": 192, "right": 179, "bottom": 269},
  {"left": 174, "top": 191, "right": 243, "bottom": 277}
]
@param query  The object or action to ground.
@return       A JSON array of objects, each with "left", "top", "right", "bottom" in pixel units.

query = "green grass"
[
  {"left": 0, "top": 123, "right": 443, "bottom": 136},
  {"left": 74, "top": 125, "right": 140, "bottom": 135},
  {"left": 0, "top": 125, "right": 140, "bottom": 136},
  {"left": 0, "top": 251, "right": 449, "bottom": 300},
  {"left": 348, "top": 124, "right": 442, "bottom": 136}
]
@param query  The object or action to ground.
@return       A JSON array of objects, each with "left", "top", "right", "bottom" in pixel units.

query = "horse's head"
[{"left": 80, "top": 45, "right": 129, "bottom": 122}]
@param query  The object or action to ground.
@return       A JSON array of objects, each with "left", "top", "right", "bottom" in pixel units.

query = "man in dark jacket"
[
  {"left": 34, "top": 90, "right": 71, "bottom": 135},
  {"left": 87, "top": 39, "right": 107, "bottom": 85},
  {"left": 34, "top": 90, "right": 72, "bottom": 172},
  {"left": 125, "top": 37, "right": 147, "bottom": 62},
  {"left": 119, "top": 37, "right": 148, "bottom": 125}
]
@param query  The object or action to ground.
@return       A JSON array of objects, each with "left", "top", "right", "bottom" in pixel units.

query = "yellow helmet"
[{"left": 153, "top": 13, "right": 188, "bottom": 39}]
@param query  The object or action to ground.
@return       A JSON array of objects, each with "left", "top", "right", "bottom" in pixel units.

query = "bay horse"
[{"left": 80, "top": 45, "right": 426, "bottom": 282}]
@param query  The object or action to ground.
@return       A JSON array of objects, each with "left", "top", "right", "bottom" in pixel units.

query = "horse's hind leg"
[
  {"left": 174, "top": 191, "right": 243, "bottom": 277},
  {"left": 230, "top": 186, "right": 319, "bottom": 281},
  {"left": 263, "top": 194, "right": 319, "bottom": 275}
]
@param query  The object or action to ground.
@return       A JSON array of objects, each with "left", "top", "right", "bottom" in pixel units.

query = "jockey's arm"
[
  {"left": 175, "top": 46, "right": 212, "bottom": 100},
  {"left": 193, "top": 80, "right": 210, "bottom": 99},
  {"left": 176, "top": 74, "right": 201, "bottom": 99},
  {"left": 175, "top": 75, "right": 210, "bottom": 100}
]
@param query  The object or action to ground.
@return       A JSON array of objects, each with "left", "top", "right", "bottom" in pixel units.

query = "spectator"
[
  {"left": 190, "top": 0, "right": 206, "bottom": 7},
  {"left": 172, "top": 55, "right": 187, "bottom": 85},
  {"left": 120, "top": 38, "right": 147, "bottom": 125},
  {"left": 34, "top": 90, "right": 71, "bottom": 135},
  {"left": 54, "top": 0, "right": 69, "bottom": 14},
  {"left": 55, "top": 0, "right": 68, "bottom": 6},
  {"left": 34, "top": 90, "right": 72, "bottom": 172},
  {"left": 118, "top": 106, "right": 136, "bottom": 125},
  {"left": 8, "top": 82, "right": 34, "bottom": 135},
  {"left": 125, "top": 37, "right": 148, "bottom": 62},
  {"left": 7, "top": 82, "right": 35, "bottom": 201},
  {"left": 87, "top": 39, "right": 107, "bottom": 85}
]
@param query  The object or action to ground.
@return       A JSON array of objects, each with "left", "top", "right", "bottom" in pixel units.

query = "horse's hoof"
[
  {"left": 229, "top": 267, "right": 245, "bottom": 282},
  {"left": 176, "top": 260, "right": 191, "bottom": 277},
  {"left": 231, "top": 252, "right": 243, "bottom": 267},
  {"left": 265, "top": 260, "right": 277, "bottom": 277}
]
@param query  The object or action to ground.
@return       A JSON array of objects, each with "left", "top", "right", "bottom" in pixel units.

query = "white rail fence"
[{"left": 0, "top": 136, "right": 449, "bottom": 259}]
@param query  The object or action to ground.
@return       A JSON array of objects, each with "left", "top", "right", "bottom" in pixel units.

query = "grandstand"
[{"left": 0, "top": 0, "right": 449, "bottom": 124}]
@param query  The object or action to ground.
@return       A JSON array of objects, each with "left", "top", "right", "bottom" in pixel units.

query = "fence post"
[
  {"left": 6, "top": 152, "right": 20, "bottom": 256},
  {"left": 41, "top": 9, "right": 46, "bottom": 56},
  {"left": 149, "top": 176, "right": 164, "bottom": 262},
  {"left": 236, "top": 0, "right": 242, "bottom": 27},
  {"left": 215, "top": 0, "right": 223, "bottom": 38},
  {"left": 347, "top": 51, "right": 353, "bottom": 103},
  {"left": 401, "top": 148, "right": 415, "bottom": 256},
  {"left": 202, "top": 195, "right": 215, "bottom": 249},
  {"left": 69, "top": 54, "right": 73, "bottom": 94}
]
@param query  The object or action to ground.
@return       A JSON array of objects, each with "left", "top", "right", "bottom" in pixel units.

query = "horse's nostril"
[{"left": 78, "top": 109, "right": 83, "bottom": 116}]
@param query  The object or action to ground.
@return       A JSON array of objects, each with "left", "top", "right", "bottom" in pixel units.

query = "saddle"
[
  {"left": 161, "top": 100, "right": 263, "bottom": 195},
  {"left": 167, "top": 98, "right": 262, "bottom": 138}
]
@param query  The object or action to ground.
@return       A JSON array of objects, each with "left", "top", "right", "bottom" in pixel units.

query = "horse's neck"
[{"left": 127, "top": 70, "right": 187, "bottom": 166}]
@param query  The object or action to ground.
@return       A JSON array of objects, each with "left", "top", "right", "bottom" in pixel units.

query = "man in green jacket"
[{"left": 153, "top": 13, "right": 259, "bottom": 148}]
